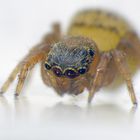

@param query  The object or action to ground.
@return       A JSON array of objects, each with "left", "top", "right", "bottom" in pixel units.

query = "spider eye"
[
  {"left": 80, "top": 49, "right": 88, "bottom": 56},
  {"left": 45, "top": 62, "right": 51, "bottom": 70},
  {"left": 78, "top": 67, "right": 87, "bottom": 74},
  {"left": 89, "top": 49, "right": 95, "bottom": 57},
  {"left": 52, "top": 66, "right": 63, "bottom": 77},
  {"left": 64, "top": 69, "right": 78, "bottom": 79}
]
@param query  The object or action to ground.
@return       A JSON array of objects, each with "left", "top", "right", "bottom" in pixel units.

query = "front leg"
[
  {"left": 15, "top": 52, "right": 46, "bottom": 96},
  {"left": 0, "top": 23, "right": 61, "bottom": 95},
  {"left": 0, "top": 50, "right": 46, "bottom": 96},
  {"left": 0, "top": 63, "right": 21, "bottom": 94},
  {"left": 111, "top": 50, "right": 137, "bottom": 105},
  {"left": 0, "top": 43, "right": 49, "bottom": 95},
  {"left": 88, "top": 52, "right": 112, "bottom": 103}
]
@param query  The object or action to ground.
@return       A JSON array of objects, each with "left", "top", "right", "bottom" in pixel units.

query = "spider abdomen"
[{"left": 68, "top": 9, "right": 133, "bottom": 51}]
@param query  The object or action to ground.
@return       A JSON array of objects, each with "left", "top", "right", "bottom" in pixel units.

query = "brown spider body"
[{"left": 1, "top": 9, "right": 140, "bottom": 105}]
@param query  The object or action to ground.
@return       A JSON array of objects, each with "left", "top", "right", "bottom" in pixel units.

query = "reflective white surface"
[
  {"left": 0, "top": 0, "right": 140, "bottom": 139},
  {"left": 0, "top": 92, "right": 140, "bottom": 140}
]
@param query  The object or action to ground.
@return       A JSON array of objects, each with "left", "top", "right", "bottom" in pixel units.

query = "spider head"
[{"left": 44, "top": 36, "right": 100, "bottom": 79}]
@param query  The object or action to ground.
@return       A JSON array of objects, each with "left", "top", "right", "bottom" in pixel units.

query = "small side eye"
[
  {"left": 44, "top": 62, "right": 51, "bottom": 70},
  {"left": 64, "top": 68, "right": 78, "bottom": 79},
  {"left": 52, "top": 66, "right": 63, "bottom": 77},
  {"left": 88, "top": 49, "right": 95, "bottom": 57},
  {"left": 78, "top": 67, "right": 87, "bottom": 74},
  {"left": 80, "top": 49, "right": 88, "bottom": 56}
]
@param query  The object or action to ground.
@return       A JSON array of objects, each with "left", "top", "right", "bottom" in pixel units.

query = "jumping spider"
[{"left": 1, "top": 9, "right": 140, "bottom": 105}]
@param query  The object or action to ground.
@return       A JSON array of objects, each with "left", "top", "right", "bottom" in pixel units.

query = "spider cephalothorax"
[{"left": 44, "top": 36, "right": 99, "bottom": 79}]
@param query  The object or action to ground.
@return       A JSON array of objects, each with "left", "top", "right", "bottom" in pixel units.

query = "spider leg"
[
  {"left": 0, "top": 44, "right": 48, "bottom": 95},
  {"left": 0, "top": 50, "right": 46, "bottom": 95},
  {"left": 15, "top": 52, "right": 46, "bottom": 96},
  {"left": 88, "top": 52, "right": 112, "bottom": 103},
  {"left": 0, "top": 63, "right": 21, "bottom": 94},
  {"left": 42, "top": 23, "right": 61, "bottom": 44},
  {"left": 0, "top": 23, "right": 61, "bottom": 95},
  {"left": 111, "top": 50, "right": 137, "bottom": 105}
]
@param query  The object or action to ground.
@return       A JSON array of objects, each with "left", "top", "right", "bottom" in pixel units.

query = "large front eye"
[
  {"left": 64, "top": 68, "right": 78, "bottom": 79},
  {"left": 52, "top": 66, "right": 63, "bottom": 77}
]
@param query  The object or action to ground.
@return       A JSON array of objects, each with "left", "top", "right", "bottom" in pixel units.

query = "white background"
[{"left": 0, "top": 0, "right": 140, "bottom": 140}]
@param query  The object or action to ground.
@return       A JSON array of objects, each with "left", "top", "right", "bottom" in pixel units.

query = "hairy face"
[{"left": 44, "top": 36, "right": 99, "bottom": 79}]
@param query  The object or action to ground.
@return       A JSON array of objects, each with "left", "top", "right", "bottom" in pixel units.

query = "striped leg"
[
  {"left": 111, "top": 50, "right": 137, "bottom": 105},
  {"left": 88, "top": 52, "right": 111, "bottom": 103},
  {"left": 0, "top": 63, "right": 21, "bottom": 94}
]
